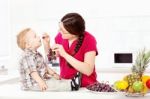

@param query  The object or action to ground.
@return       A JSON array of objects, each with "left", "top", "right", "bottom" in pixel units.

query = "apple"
[
  {"left": 132, "top": 81, "right": 143, "bottom": 92},
  {"left": 146, "top": 79, "right": 150, "bottom": 89}
]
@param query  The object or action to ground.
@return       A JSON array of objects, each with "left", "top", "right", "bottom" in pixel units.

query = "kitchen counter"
[
  {"left": 0, "top": 70, "right": 150, "bottom": 99},
  {"left": 0, "top": 83, "right": 150, "bottom": 99}
]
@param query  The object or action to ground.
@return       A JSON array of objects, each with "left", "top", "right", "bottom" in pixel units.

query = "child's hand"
[
  {"left": 38, "top": 80, "right": 48, "bottom": 91},
  {"left": 43, "top": 73, "right": 51, "bottom": 79},
  {"left": 52, "top": 73, "right": 61, "bottom": 80}
]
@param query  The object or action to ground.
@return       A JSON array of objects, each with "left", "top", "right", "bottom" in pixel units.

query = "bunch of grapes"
[
  {"left": 47, "top": 49, "right": 56, "bottom": 62},
  {"left": 86, "top": 82, "right": 116, "bottom": 92}
]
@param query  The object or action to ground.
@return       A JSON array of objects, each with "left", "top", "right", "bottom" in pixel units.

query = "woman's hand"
[
  {"left": 52, "top": 44, "right": 67, "bottom": 57},
  {"left": 42, "top": 33, "right": 50, "bottom": 54},
  {"left": 42, "top": 33, "right": 50, "bottom": 45}
]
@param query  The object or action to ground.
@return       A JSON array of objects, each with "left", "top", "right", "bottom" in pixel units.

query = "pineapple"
[
  {"left": 126, "top": 73, "right": 141, "bottom": 86},
  {"left": 132, "top": 49, "right": 150, "bottom": 76},
  {"left": 126, "top": 49, "right": 150, "bottom": 93}
]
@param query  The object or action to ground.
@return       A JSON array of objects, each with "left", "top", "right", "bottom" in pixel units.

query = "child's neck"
[{"left": 27, "top": 47, "right": 37, "bottom": 52}]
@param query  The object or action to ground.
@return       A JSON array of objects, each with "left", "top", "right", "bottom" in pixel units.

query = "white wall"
[
  {"left": 0, "top": 0, "right": 11, "bottom": 68},
  {"left": 4, "top": 0, "right": 150, "bottom": 70}
]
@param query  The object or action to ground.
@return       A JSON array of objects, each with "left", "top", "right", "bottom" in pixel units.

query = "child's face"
[{"left": 25, "top": 30, "right": 41, "bottom": 50}]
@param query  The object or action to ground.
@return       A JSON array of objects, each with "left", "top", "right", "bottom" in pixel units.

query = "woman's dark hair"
[
  {"left": 61, "top": 13, "right": 85, "bottom": 67},
  {"left": 61, "top": 13, "right": 85, "bottom": 36}
]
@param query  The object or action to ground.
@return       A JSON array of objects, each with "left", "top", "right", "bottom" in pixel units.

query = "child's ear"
[{"left": 25, "top": 42, "right": 31, "bottom": 49}]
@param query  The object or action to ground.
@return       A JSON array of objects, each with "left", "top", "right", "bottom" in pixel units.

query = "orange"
[{"left": 142, "top": 75, "right": 150, "bottom": 83}]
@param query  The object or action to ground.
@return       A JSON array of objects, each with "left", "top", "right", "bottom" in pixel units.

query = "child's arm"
[
  {"left": 30, "top": 71, "right": 48, "bottom": 91},
  {"left": 46, "top": 67, "right": 60, "bottom": 80}
]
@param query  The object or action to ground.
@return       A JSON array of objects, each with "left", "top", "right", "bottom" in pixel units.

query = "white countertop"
[
  {"left": 0, "top": 83, "right": 150, "bottom": 99},
  {"left": 0, "top": 69, "right": 150, "bottom": 99}
]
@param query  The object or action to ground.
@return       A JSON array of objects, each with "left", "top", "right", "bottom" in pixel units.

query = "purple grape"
[{"left": 86, "top": 82, "right": 117, "bottom": 92}]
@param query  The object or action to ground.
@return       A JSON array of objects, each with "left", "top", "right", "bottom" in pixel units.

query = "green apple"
[{"left": 132, "top": 81, "right": 143, "bottom": 92}]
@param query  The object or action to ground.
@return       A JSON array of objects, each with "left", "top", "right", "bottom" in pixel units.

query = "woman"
[{"left": 43, "top": 13, "right": 98, "bottom": 87}]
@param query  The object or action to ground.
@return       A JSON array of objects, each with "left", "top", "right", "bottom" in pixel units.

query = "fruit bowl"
[
  {"left": 125, "top": 92, "right": 145, "bottom": 97},
  {"left": 113, "top": 49, "right": 150, "bottom": 97},
  {"left": 113, "top": 79, "right": 149, "bottom": 97},
  {"left": 112, "top": 87, "right": 146, "bottom": 97}
]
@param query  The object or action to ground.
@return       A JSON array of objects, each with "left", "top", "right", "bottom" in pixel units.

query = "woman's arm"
[
  {"left": 64, "top": 51, "right": 96, "bottom": 76},
  {"left": 52, "top": 44, "right": 96, "bottom": 76}
]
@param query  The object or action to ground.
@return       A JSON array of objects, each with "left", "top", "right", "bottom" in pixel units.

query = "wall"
[
  {"left": 6, "top": 0, "right": 150, "bottom": 70},
  {"left": 0, "top": 0, "right": 11, "bottom": 68}
]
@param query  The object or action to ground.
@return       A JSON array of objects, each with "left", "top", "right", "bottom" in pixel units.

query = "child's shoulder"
[
  {"left": 19, "top": 50, "right": 35, "bottom": 61},
  {"left": 19, "top": 50, "right": 44, "bottom": 61}
]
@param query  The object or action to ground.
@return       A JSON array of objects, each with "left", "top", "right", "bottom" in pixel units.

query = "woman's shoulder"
[
  {"left": 84, "top": 31, "right": 97, "bottom": 42},
  {"left": 55, "top": 32, "right": 61, "bottom": 39},
  {"left": 55, "top": 32, "right": 62, "bottom": 44}
]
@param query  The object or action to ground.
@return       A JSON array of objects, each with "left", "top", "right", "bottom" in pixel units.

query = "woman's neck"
[{"left": 68, "top": 36, "right": 78, "bottom": 47}]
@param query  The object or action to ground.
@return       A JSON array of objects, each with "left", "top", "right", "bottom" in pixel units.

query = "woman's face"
[{"left": 59, "top": 22, "right": 77, "bottom": 40}]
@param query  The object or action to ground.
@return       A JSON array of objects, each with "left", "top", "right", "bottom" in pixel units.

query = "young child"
[{"left": 16, "top": 28, "right": 81, "bottom": 91}]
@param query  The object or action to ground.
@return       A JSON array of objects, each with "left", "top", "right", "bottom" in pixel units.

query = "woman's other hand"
[
  {"left": 42, "top": 33, "right": 50, "bottom": 54},
  {"left": 42, "top": 33, "right": 50, "bottom": 45}
]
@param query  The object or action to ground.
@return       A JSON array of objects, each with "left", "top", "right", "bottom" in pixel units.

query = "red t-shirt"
[{"left": 55, "top": 31, "right": 98, "bottom": 87}]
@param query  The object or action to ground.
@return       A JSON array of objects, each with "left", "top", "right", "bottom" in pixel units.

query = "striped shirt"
[{"left": 18, "top": 49, "right": 46, "bottom": 90}]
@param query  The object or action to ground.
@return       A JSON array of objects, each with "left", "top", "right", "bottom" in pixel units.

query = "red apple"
[{"left": 146, "top": 79, "right": 150, "bottom": 89}]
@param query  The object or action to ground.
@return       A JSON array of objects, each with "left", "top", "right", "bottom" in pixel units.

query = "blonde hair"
[{"left": 17, "top": 28, "right": 31, "bottom": 50}]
